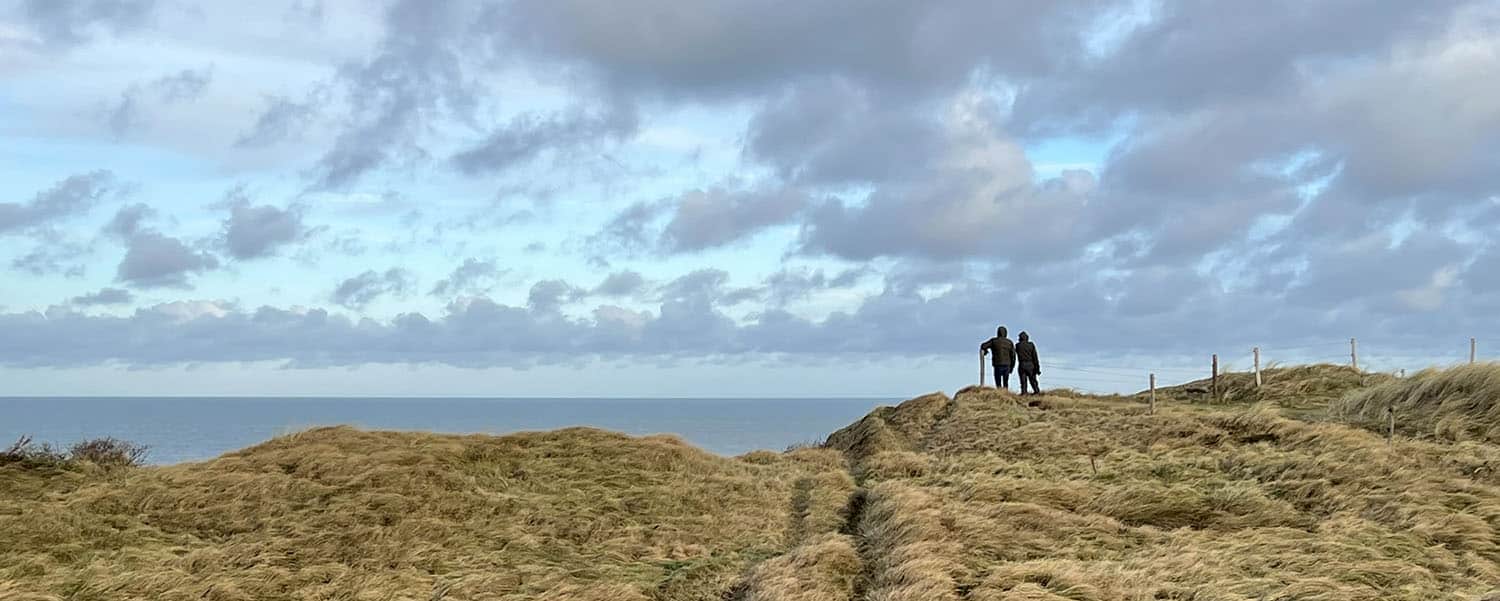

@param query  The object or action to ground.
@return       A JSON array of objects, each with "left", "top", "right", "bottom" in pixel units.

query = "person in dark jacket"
[
  {"left": 980, "top": 326, "right": 1016, "bottom": 389},
  {"left": 1015, "top": 331, "right": 1041, "bottom": 395}
]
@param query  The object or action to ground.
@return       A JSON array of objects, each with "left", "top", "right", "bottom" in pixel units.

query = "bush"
[
  {"left": 1, "top": 435, "right": 68, "bottom": 468},
  {"left": 68, "top": 437, "right": 149, "bottom": 467},
  {"left": 1, "top": 435, "right": 148, "bottom": 469}
]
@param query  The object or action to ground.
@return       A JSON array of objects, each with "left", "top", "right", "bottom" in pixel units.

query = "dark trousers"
[
  {"left": 993, "top": 365, "right": 1011, "bottom": 389},
  {"left": 1019, "top": 371, "right": 1040, "bottom": 395}
]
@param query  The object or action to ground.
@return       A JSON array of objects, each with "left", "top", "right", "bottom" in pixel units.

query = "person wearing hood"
[
  {"left": 1016, "top": 331, "right": 1041, "bottom": 395},
  {"left": 980, "top": 326, "right": 1016, "bottom": 389}
]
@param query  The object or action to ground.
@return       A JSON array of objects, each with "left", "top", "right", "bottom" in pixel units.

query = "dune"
[{"left": 6, "top": 365, "right": 1500, "bottom": 600}]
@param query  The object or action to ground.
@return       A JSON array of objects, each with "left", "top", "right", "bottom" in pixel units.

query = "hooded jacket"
[
  {"left": 981, "top": 326, "right": 1015, "bottom": 367},
  {"left": 1015, "top": 331, "right": 1040, "bottom": 374}
]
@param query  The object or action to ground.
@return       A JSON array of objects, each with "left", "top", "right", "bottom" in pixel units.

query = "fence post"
[
  {"left": 1472, "top": 337, "right": 1478, "bottom": 364},
  {"left": 980, "top": 350, "right": 986, "bottom": 387},
  {"left": 1149, "top": 373, "right": 1156, "bottom": 415},
  {"left": 1387, "top": 406, "right": 1395, "bottom": 446},
  {"left": 1350, "top": 338, "right": 1359, "bottom": 371},
  {"left": 1253, "top": 347, "right": 1262, "bottom": 389},
  {"left": 1211, "top": 354, "right": 1219, "bottom": 403}
]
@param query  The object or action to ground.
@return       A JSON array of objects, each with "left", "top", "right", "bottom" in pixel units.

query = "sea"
[{"left": 0, "top": 396, "right": 893, "bottom": 465}]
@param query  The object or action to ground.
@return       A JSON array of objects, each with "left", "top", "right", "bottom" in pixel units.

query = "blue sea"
[{"left": 0, "top": 397, "right": 891, "bottom": 465}]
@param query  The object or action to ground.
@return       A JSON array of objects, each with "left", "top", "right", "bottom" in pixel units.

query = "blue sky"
[{"left": 2, "top": 0, "right": 1498, "bottom": 396}]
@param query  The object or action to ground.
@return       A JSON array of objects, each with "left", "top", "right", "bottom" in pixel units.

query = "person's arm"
[
  {"left": 1034, "top": 345, "right": 1041, "bottom": 375},
  {"left": 980, "top": 339, "right": 991, "bottom": 356}
]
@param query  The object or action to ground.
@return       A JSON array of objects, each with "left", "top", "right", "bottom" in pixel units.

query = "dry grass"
[
  {"left": 7, "top": 366, "right": 1500, "bottom": 600},
  {"left": 1149, "top": 363, "right": 1392, "bottom": 410},
  {"left": 0, "top": 426, "right": 826, "bottom": 600},
  {"left": 835, "top": 387, "right": 1500, "bottom": 600},
  {"left": 1333, "top": 362, "right": 1500, "bottom": 444}
]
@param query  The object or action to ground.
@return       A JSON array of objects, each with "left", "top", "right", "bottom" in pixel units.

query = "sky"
[{"left": 1, "top": 0, "right": 1498, "bottom": 397}]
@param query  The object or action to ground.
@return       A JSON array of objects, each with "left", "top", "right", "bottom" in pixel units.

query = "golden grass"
[
  {"left": 7, "top": 366, "right": 1500, "bottom": 600},
  {"left": 838, "top": 388, "right": 1500, "bottom": 600},
  {"left": 1150, "top": 363, "right": 1392, "bottom": 410},
  {"left": 1333, "top": 362, "right": 1500, "bottom": 444},
  {"left": 0, "top": 426, "right": 826, "bottom": 600}
]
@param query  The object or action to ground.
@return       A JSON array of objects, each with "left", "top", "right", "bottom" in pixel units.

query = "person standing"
[
  {"left": 980, "top": 326, "right": 1016, "bottom": 389},
  {"left": 1016, "top": 331, "right": 1041, "bottom": 395}
]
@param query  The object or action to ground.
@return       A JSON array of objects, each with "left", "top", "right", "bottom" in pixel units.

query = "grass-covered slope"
[
  {"left": 7, "top": 367, "right": 1500, "bottom": 600},
  {"left": 1148, "top": 363, "right": 1391, "bottom": 408},
  {"left": 825, "top": 387, "right": 1500, "bottom": 600},
  {"left": 1333, "top": 362, "right": 1500, "bottom": 444},
  {"left": 0, "top": 426, "right": 844, "bottom": 601}
]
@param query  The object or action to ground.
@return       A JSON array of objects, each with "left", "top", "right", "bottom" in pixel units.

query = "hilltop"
[{"left": 5, "top": 364, "right": 1500, "bottom": 600}]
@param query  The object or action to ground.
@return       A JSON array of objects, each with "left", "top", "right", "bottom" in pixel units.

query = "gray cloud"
[
  {"left": 17, "top": 0, "right": 156, "bottom": 47},
  {"left": 115, "top": 231, "right": 219, "bottom": 289},
  {"left": 596, "top": 183, "right": 809, "bottom": 254},
  {"left": 102, "top": 202, "right": 155, "bottom": 239},
  {"left": 527, "top": 279, "right": 584, "bottom": 313},
  {"left": 331, "top": 268, "right": 413, "bottom": 309},
  {"left": 592, "top": 270, "right": 646, "bottom": 298},
  {"left": 71, "top": 287, "right": 133, "bottom": 306},
  {"left": 452, "top": 105, "right": 638, "bottom": 176},
  {"left": 745, "top": 78, "right": 950, "bottom": 185},
  {"left": 493, "top": 0, "right": 1099, "bottom": 101},
  {"left": 218, "top": 195, "right": 308, "bottom": 260},
  {"left": 0, "top": 171, "right": 115, "bottom": 236},
  {"left": 306, "top": 0, "right": 482, "bottom": 189},
  {"left": 107, "top": 66, "right": 213, "bottom": 135},
  {"left": 234, "top": 92, "right": 325, "bottom": 148},
  {"left": 430, "top": 258, "right": 505, "bottom": 297},
  {"left": 102, "top": 203, "right": 219, "bottom": 289}
]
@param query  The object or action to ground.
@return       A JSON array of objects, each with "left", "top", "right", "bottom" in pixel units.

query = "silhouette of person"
[
  {"left": 1016, "top": 331, "right": 1041, "bottom": 395},
  {"left": 980, "top": 326, "right": 1016, "bottom": 389}
]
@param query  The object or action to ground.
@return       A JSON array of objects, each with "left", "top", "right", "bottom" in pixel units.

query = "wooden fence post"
[
  {"left": 1387, "top": 406, "right": 1395, "bottom": 446},
  {"left": 1211, "top": 354, "right": 1219, "bottom": 403},
  {"left": 980, "top": 350, "right": 986, "bottom": 387},
  {"left": 1253, "top": 347, "right": 1262, "bottom": 389},
  {"left": 1149, "top": 373, "right": 1156, "bottom": 415},
  {"left": 1472, "top": 337, "right": 1478, "bottom": 364},
  {"left": 1350, "top": 338, "right": 1359, "bottom": 371}
]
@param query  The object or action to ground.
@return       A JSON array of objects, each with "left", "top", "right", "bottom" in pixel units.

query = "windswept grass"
[
  {"left": 6, "top": 367, "right": 1500, "bottom": 600},
  {"left": 1148, "top": 363, "right": 1392, "bottom": 409},
  {"left": 1333, "top": 362, "right": 1500, "bottom": 444},
  {"left": 0, "top": 426, "right": 824, "bottom": 600},
  {"left": 833, "top": 388, "right": 1500, "bottom": 600}
]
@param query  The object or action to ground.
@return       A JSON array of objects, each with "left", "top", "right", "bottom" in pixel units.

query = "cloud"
[
  {"left": 17, "top": 0, "right": 156, "bottom": 47},
  {"left": 796, "top": 97, "right": 1096, "bottom": 262},
  {"left": 451, "top": 105, "right": 638, "bottom": 176},
  {"left": 217, "top": 193, "right": 308, "bottom": 260},
  {"left": 102, "top": 202, "right": 155, "bottom": 239},
  {"left": 71, "top": 287, "right": 133, "bottom": 306},
  {"left": 592, "top": 270, "right": 646, "bottom": 297},
  {"left": 331, "top": 268, "right": 413, "bottom": 309},
  {"left": 305, "top": 0, "right": 483, "bottom": 189},
  {"left": 234, "top": 92, "right": 325, "bottom": 148},
  {"left": 429, "top": 258, "right": 504, "bottom": 297},
  {"left": 492, "top": 0, "right": 1097, "bottom": 101},
  {"left": 0, "top": 170, "right": 116, "bottom": 236},
  {"left": 106, "top": 66, "right": 213, "bottom": 136},
  {"left": 115, "top": 231, "right": 219, "bottom": 289},
  {"left": 596, "top": 182, "right": 809, "bottom": 254}
]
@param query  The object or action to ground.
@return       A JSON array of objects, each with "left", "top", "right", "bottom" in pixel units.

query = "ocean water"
[{"left": 0, "top": 397, "right": 892, "bottom": 465}]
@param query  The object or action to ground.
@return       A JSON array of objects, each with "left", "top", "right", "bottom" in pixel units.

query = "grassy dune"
[
  {"left": 1333, "top": 362, "right": 1500, "bottom": 444},
  {"left": 6, "top": 365, "right": 1500, "bottom": 600},
  {"left": 1, "top": 427, "right": 846, "bottom": 600}
]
